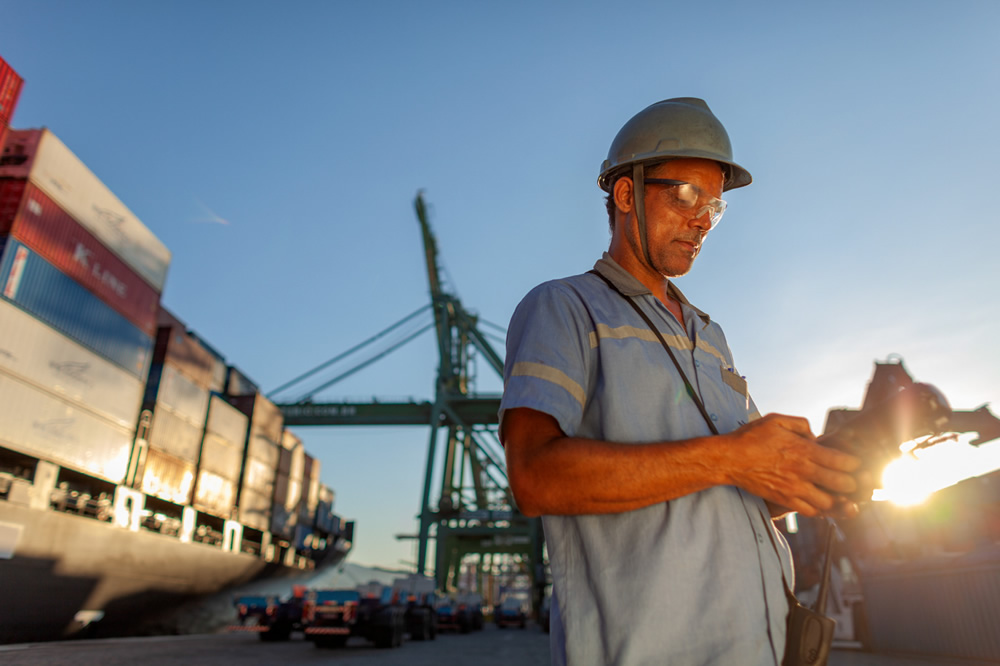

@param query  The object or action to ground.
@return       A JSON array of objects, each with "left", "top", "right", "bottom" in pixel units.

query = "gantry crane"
[{"left": 273, "top": 193, "right": 544, "bottom": 606}]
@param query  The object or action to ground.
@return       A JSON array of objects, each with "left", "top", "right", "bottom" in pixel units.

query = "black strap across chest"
[
  {"left": 588, "top": 269, "right": 720, "bottom": 436},
  {"left": 589, "top": 269, "right": 836, "bottom": 612}
]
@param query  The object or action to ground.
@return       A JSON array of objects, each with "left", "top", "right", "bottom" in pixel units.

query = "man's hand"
[{"left": 721, "top": 413, "right": 863, "bottom": 517}]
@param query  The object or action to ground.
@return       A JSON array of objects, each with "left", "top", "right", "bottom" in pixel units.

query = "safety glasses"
[{"left": 644, "top": 178, "right": 727, "bottom": 229}]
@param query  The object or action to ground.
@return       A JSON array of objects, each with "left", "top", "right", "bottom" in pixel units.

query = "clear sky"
[{"left": 4, "top": 0, "right": 999, "bottom": 569}]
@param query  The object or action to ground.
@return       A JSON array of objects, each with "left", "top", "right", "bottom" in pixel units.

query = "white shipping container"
[
  {"left": 199, "top": 431, "right": 243, "bottom": 481},
  {"left": 147, "top": 405, "right": 204, "bottom": 463},
  {"left": 206, "top": 354, "right": 226, "bottom": 394},
  {"left": 244, "top": 457, "right": 275, "bottom": 492},
  {"left": 205, "top": 395, "right": 248, "bottom": 444},
  {"left": 305, "top": 470, "right": 321, "bottom": 514},
  {"left": 289, "top": 445, "right": 305, "bottom": 482},
  {"left": 318, "top": 484, "right": 336, "bottom": 512},
  {"left": 0, "top": 129, "right": 171, "bottom": 291},
  {"left": 286, "top": 477, "right": 302, "bottom": 513},
  {"left": 156, "top": 364, "right": 210, "bottom": 426},
  {"left": 140, "top": 447, "right": 194, "bottom": 505},
  {"left": 273, "top": 472, "right": 301, "bottom": 516},
  {"left": 0, "top": 370, "right": 132, "bottom": 483},
  {"left": 193, "top": 469, "right": 236, "bottom": 517},
  {"left": 0, "top": 298, "right": 144, "bottom": 429},
  {"left": 238, "top": 487, "right": 272, "bottom": 531},
  {"left": 247, "top": 434, "right": 279, "bottom": 469}
]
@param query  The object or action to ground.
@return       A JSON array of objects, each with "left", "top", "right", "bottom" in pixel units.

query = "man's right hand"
[{"left": 721, "top": 413, "right": 865, "bottom": 517}]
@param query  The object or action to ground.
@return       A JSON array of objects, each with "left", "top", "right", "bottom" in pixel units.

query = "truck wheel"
[
  {"left": 374, "top": 626, "right": 393, "bottom": 649},
  {"left": 394, "top": 614, "right": 405, "bottom": 647},
  {"left": 372, "top": 610, "right": 397, "bottom": 649},
  {"left": 411, "top": 612, "right": 428, "bottom": 641},
  {"left": 272, "top": 621, "right": 293, "bottom": 641},
  {"left": 259, "top": 623, "right": 289, "bottom": 642}
]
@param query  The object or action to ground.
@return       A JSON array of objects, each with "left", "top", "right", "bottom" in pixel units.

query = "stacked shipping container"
[
  {"left": 194, "top": 395, "right": 248, "bottom": 518},
  {"left": 0, "top": 122, "right": 352, "bottom": 573},
  {"left": 0, "top": 126, "right": 162, "bottom": 486},
  {"left": 0, "top": 298, "right": 143, "bottom": 482},
  {"left": 0, "top": 129, "right": 171, "bottom": 291},
  {"left": 272, "top": 429, "right": 305, "bottom": 538},
  {"left": 0, "top": 56, "right": 21, "bottom": 156},
  {"left": 227, "top": 391, "right": 283, "bottom": 533},
  {"left": 139, "top": 309, "right": 220, "bottom": 506}
]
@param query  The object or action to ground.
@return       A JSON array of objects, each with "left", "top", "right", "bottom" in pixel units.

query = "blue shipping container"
[{"left": 0, "top": 238, "right": 152, "bottom": 378}]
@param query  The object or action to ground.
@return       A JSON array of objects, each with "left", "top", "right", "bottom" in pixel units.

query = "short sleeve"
[{"left": 499, "top": 280, "right": 595, "bottom": 438}]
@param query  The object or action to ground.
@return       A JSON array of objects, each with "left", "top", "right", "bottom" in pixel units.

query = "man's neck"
[{"left": 608, "top": 248, "right": 684, "bottom": 325}]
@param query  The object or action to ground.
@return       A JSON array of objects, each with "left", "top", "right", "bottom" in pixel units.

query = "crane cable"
[
  {"left": 268, "top": 304, "right": 432, "bottom": 398},
  {"left": 290, "top": 321, "right": 436, "bottom": 403}
]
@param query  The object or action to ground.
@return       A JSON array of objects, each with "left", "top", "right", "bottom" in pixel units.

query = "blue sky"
[{"left": 4, "top": 1, "right": 999, "bottom": 569}]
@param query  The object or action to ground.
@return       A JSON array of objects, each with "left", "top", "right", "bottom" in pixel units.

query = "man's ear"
[{"left": 613, "top": 176, "right": 634, "bottom": 214}]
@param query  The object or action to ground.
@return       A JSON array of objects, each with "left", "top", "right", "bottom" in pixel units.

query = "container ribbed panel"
[
  {"left": 140, "top": 447, "right": 194, "bottom": 505},
  {"left": 0, "top": 297, "right": 143, "bottom": 429},
  {"left": 0, "top": 370, "right": 132, "bottom": 483},
  {"left": 193, "top": 469, "right": 236, "bottom": 518},
  {"left": 0, "top": 239, "right": 152, "bottom": 378}
]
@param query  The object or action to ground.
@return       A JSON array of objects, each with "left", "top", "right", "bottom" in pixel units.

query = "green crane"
[
  {"left": 274, "top": 193, "right": 545, "bottom": 607},
  {"left": 413, "top": 192, "right": 540, "bottom": 598}
]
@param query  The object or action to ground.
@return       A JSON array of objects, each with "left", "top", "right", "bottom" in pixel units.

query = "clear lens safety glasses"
[{"left": 644, "top": 178, "right": 727, "bottom": 229}]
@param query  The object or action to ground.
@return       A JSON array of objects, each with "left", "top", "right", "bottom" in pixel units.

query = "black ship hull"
[{"left": 0, "top": 501, "right": 351, "bottom": 643}]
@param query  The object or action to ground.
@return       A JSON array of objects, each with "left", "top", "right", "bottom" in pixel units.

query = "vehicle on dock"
[
  {"left": 457, "top": 592, "right": 485, "bottom": 631},
  {"left": 228, "top": 586, "right": 306, "bottom": 641},
  {"left": 392, "top": 575, "right": 437, "bottom": 641},
  {"left": 495, "top": 597, "right": 528, "bottom": 629},
  {"left": 303, "top": 584, "right": 406, "bottom": 649},
  {"left": 434, "top": 597, "right": 471, "bottom": 634}
]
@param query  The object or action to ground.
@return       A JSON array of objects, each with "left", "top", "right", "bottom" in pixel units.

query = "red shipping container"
[
  {"left": 0, "top": 179, "right": 159, "bottom": 336},
  {"left": 0, "top": 56, "right": 24, "bottom": 157},
  {"left": 0, "top": 56, "right": 23, "bottom": 128}
]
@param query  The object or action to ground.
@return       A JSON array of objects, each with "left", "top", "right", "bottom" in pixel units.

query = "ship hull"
[{"left": 0, "top": 501, "right": 348, "bottom": 643}]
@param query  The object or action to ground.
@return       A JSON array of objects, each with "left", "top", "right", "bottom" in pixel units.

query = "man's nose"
[{"left": 689, "top": 206, "right": 713, "bottom": 230}]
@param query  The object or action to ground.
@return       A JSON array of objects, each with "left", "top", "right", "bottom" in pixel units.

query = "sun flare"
[{"left": 872, "top": 435, "right": 1000, "bottom": 506}]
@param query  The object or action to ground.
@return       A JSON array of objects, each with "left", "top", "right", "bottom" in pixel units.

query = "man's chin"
[{"left": 657, "top": 260, "right": 695, "bottom": 279}]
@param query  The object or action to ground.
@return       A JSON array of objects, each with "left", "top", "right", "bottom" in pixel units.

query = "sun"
[
  {"left": 874, "top": 455, "right": 933, "bottom": 506},
  {"left": 872, "top": 435, "right": 1000, "bottom": 506}
]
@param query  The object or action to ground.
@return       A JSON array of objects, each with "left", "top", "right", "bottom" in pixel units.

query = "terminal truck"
[{"left": 302, "top": 581, "right": 406, "bottom": 649}]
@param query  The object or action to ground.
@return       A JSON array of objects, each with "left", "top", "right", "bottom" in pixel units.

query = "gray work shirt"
[{"left": 500, "top": 254, "right": 793, "bottom": 666}]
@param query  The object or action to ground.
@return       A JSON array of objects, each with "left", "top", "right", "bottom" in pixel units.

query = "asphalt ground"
[{"left": 0, "top": 627, "right": 994, "bottom": 666}]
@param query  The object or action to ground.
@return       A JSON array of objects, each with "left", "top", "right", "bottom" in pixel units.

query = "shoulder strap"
[
  {"left": 590, "top": 269, "right": 838, "bottom": 609},
  {"left": 588, "top": 270, "right": 719, "bottom": 436}
]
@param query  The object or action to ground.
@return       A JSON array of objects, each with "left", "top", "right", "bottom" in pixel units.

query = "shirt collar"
[{"left": 593, "top": 252, "right": 712, "bottom": 325}]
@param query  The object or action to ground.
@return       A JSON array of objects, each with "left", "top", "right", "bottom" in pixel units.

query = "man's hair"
[{"left": 605, "top": 183, "right": 619, "bottom": 234}]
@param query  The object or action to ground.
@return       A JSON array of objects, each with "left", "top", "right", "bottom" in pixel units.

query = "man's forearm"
[
  {"left": 502, "top": 407, "right": 863, "bottom": 518},
  {"left": 503, "top": 411, "right": 730, "bottom": 516}
]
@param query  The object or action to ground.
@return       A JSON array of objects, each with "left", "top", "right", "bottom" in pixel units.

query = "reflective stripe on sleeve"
[{"left": 510, "top": 361, "right": 586, "bottom": 408}]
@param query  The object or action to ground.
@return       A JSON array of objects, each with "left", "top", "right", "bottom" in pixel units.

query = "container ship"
[{"left": 0, "top": 57, "right": 354, "bottom": 643}]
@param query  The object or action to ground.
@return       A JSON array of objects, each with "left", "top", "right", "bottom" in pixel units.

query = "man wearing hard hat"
[{"left": 500, "top": 98, "right": 863, "bottom": 665}]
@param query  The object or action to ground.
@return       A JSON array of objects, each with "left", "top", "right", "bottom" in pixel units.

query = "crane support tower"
[{"left": 273, "top": 194, "right": 545, "bottom": 611}]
